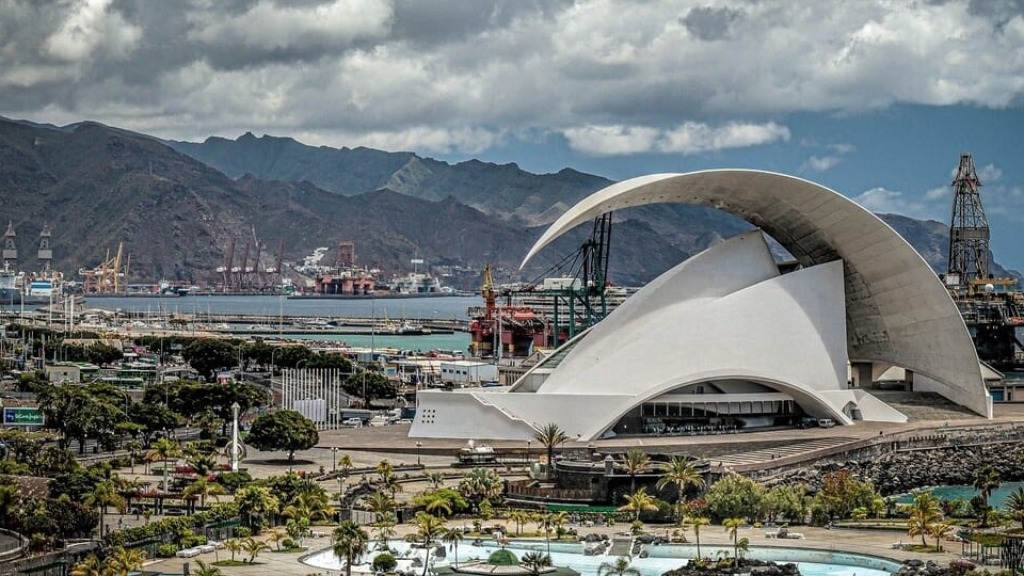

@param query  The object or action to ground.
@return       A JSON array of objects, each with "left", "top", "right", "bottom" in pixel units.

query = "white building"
[
  {"left": 410, "top": 170, "right": 991, "bottom": 441},
  {"left": 439, "top": 360, "right": 499, "bottom": 386}
]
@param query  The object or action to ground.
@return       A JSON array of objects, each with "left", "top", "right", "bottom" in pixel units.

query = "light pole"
[
  {"left": 527, "top": 440, "right": 532, "bottom": 464},
  {"left": 230, "top": 401, "right": 240, "bottom": 472},
  {"left": 332, "top": 446, "right": 339, "bottom": 473},
  {"left": 416, "top": 441, "right": 422, "bottom": 466}
]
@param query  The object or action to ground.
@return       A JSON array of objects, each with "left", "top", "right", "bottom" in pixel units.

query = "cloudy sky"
[{"left": 3, "top": 0, "right": 1024, "bottom": 268}]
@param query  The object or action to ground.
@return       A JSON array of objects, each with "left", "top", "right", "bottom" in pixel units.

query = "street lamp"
[
  {"left": 526, "top": 440, "right": 532, "bottom": 463},
  {"left": 332, "top": 446, "right": 339, "bottom": 473},
  {"left": 416, "top": 441, "right": 422, "bottom": 466}
]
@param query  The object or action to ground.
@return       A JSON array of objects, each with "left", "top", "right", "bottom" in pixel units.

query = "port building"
[{"left": 410, "top": 170, "right": 992, "bottom": 441}]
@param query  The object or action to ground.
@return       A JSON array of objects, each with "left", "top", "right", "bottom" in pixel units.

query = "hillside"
[{"left": 0, "top": 117, "right": 1009, "bottom": 289}]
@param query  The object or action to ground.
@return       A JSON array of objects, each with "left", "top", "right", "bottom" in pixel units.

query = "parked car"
[{"left": 341, "top": 417, "right": 363, "bottom": 428}]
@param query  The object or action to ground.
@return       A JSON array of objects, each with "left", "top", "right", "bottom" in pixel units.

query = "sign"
[{"left": 3, "top": 407, "right": 44, "bottom": 427}]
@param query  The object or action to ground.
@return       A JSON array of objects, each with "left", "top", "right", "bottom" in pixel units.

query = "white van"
[{"left": 817, "top": 418, "right": 836, "bottom": 428}]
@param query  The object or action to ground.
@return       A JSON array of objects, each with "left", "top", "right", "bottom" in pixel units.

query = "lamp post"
[
  {"left": 230, "top": 401, "right": 240, "bottom": 472},
  {"left": 332, "top": 446, "right": 339, "bottom": 473},
  {"left": 416, "top": 441, "right": 422, "bottom": 466},
  {"left": 527, "top": 440, "right": 532, "bottom": 464}
]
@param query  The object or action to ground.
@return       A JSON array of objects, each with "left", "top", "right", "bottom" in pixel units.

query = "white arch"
[{"left": 522, "top": 170, "right": 989, "bottom": 417}]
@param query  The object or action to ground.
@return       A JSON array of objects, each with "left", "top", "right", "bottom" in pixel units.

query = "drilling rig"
[{"left": 943, "top": 153, "right": 1024, "bottom": 371}]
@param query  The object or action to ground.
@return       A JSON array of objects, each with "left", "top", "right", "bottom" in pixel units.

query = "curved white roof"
[{"left": 523, "top": 170, "right": 989, "bottom": 417}]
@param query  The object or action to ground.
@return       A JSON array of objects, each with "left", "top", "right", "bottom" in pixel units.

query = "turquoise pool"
[{"left": 302, "top": 539, "right": 901, "bottom": 576}]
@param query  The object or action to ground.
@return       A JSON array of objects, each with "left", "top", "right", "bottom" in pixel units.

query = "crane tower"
[{"left": 947, "top": 153, "right": 990, "bottom": 287}]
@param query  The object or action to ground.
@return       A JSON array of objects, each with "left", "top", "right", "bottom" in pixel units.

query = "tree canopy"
[{"left": 246, "top": 410, "right": 319, "bottom": 461}]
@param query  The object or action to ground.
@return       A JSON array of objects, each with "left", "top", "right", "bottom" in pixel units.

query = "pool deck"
[{"left": 142, "top": 520, "right": 962, "bottom": 575}]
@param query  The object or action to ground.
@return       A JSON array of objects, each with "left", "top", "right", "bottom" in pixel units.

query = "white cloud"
[
  {"left": 978, "top": 163, "right": 1002, "bottom": 183},
  {"left": 43, "top": 0, "right": 141, "bottom": 62},
  {"left": 803, "top": 155, "right": 842, "bottom": 172},
  {"left": 854, "top": 187, "right": 947, "bottom": 221},
  {"left": 563, "top": 122, "right": 790, "bottom": 156}
]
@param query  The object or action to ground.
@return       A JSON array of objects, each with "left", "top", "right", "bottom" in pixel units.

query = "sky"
[{"left": 2, "top": 0, "right": 1024, "bottom": 270}]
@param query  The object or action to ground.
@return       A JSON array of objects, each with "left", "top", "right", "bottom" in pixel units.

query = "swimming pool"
[{"left": 302, "top": 539, "right": 902, "bottom": 576}]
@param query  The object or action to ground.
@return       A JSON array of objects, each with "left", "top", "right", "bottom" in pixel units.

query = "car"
[
  {"left": 341, "top": 417, "right": 363, "bottom": 428},
  {"left": 817, "top": 418, "right": 836, "bottom": 428}
]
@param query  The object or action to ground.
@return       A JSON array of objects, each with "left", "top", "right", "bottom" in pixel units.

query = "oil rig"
[{"left": 942, "top": 153, "right": 1024, "bottom": 371}]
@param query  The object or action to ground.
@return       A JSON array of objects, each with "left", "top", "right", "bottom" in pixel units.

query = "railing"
[{"left": 0, "top": 528, "right": 26, "bottom": 562}]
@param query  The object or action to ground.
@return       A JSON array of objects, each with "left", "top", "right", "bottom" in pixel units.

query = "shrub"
[
  {"left": 281, "top": 538, "right": 296, "bottom": 549},
  {"left": 155, "top": 543, "right": 178, "bottom": 558},
  {"left": 373, "top": 552, "right": 398, "bottom": 572}
]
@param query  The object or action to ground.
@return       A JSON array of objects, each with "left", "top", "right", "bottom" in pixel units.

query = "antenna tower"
[{"left": 947, "top": 153, "right": 989, "bottom": 285}]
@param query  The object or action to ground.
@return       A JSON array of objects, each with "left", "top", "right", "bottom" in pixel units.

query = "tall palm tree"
[
  {"left": 84, "top": 480, "right": 125, "bottom": 538},
  {"left": 333, "top": 520, "right": 370, "bottom": 576},
  {"left": 362, "top": 489, "right": 396, "bottom": 523},
  {"left": 973, "top": 466, "right": 1001, "bottom": 527},
  {"left": 906, "top": 491, "right": 944, "bottom": 546},
  {"left": 374, "top": 513, "right": 397, "bottom": 550},
  {"left": 224, "top": 538, "right": 242, "bottom": 562},
  {"left": 442, "top": 525, "right": 464, "bottom": 567},
  {"left": 240, "top": 536, "right": 271, "bottom": 564},
  {"left": 234, "top": 485, "right": 280, "bottom": 531},
  {"left": 146, "top": 437, "right": 183, "bottom": 493},
  {"left": 376, "top": 460, "right": 395, "bottom": 482},
  {"left": 1006, "top": 486, "right": 1024, "bottom": 529},
  {"left": 723, "top": 517, "right": 744, "bottom": 561},
  {"left": 619, "top": 487, "right": 658, "bottom": 522},
  {"left": 621, "top": 450, "right": 651, "bottom": 492},
  {"left": 412, "top": 511, "right": 446, "bottom": 576},
  {"left": 509, "top": 510, "right": 530, "bottom": 535},
  {"left": 105, "top": 546, "right": 145, "bottom": 576},
  {"left": 426, "top": 472, "right": 446, "bottom": 489},
  {"left": 927, "top": 522, "right": 953, "bottom": 552},
  {"left": 597, "top": 556, "right": 641, "bottom": 576},
  {"left": 656, "top": 456, "right": 706, "bottom": 520},
  {"left": 533, "top": 423, "right": 568, "bottom": 469},
  {"left": 685, "top": 515, "right": 710, "bottom": 559}
]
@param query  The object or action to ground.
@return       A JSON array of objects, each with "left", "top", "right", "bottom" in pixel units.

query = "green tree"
[
  {"left": 246, "top": 410, "right": 319, "bottom": 462},
  {"left": 765, "top": 484, "right": 808, "bottom": 524},
  {"left": 973, "top": 465, "right": 1001, "bottom": 527},
  {"left": 105, "top": 546, "right": 145, "bottom": 576},
  {"left": 333, "top": 520, "right": 370, "bottom": 576},
  {"left": 442, "top": 525, "right": 464, "bottom": 567},
  {"left": 620, "top": 487, "right": 658, "bottom": 522},
  {"left": 656, "top": 456, "right": 705, "bottom": 520},
  {"left": 183, "top": 476, "right": 227, "bottom": 509},
  {"left": 685, "top": 515, "right": 710, "bottom": 559},
  {"left": 235, "top": 485, "right": 280, "bottom": 531},
  {"left": 521, "top": 551, "right": 552, "bottom": 576},
  {"left": 193, "top": 559, "right": 223, "bottom": 576},
  {"left": 621, "top": 450, "right": 651, "bottom": 492},
  {"left": 815, "top": 470, "right": 878, "bottom": 520},
  {"left": 703, "top": 472, "right": 765, "bottom": 521},
  {"left": 69, "top": 555, "right": 106, "bottom": 576},
  {"left": 182, "top": 339, "right": 240, "bottom": 381},
  {"left": 240, "top": 536, "right": 271, "bottom": 563},
  {"left": 598, "top": 556, "right": 641, "bottom": 576},
  {"left": 906, "top": 490, "right": 944, "bottom": 546},
  {"left": 145, "top": 437, "right": 183, "bottom": 493},
  {"left": 84, "top": 480, "right": 125, "bottom": 538},
  {"left": 532, "top": 423, "right": 568, "bottom": 469},
  {"left": 723, "top": 517, "right": 744, "bottom": 561},
  {"left": 458, "top": 467, "right": 503, "bottom": 509},
  {"left": 1006, "top": 486, "right": 1024, "bottom": 529},
  {"left": 412, "top": 511, "right": 446, "bottom": 576}
]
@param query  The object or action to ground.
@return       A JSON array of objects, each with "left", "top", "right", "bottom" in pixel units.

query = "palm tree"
[
  {"left": 442, "top": 525, "right": 464, "bottom": 567},
  {"left": 973, "top": 466, "right": 1001, "bottom": 527},
  {"left": 183, "top": 476, "right": 227, "bottom": 509},
  {"left": 619, "top": 487, "right": 658, "bottom": 522},
  {"left": 412, "top": 511, "right": 446, "bottom": 576},
  {"left": 598, "top": 556, "right": 641, "bottom": 576},
  {"left": 146, "top": 437, "right": 183, "bottom": 493},
  {"left": 656, "top": 456, "right": 706, "bottom": 520},
  {"left": 521, "top": 551, "right": 552, "bottom": 576},
  {"left": 376, "top": 459, "right": 395, "bottom": 482},
  {"left": 105, "top": 546, "right": 145, "bottom": 576},
  {"left": 374, "top": 513, "right": 397, "bottom": 550},
  {"left": 362, "top": 490, "right": 396, "bottom": 523},
  {"left": 333, "top": 520, "right": 370, "bottom": 576},
  {"left": 906, "top": 491, "right": 943, "bottom": 546},
  {"left": 224, "top": 538, "right": 242, "bottom": 562},
  {"left": 723, "top": 517, "right": 744, "bottom": 561},
  {"left": 84, "top": 480, "right": 125, "bottom": 538},
  {"left": 621, "top": 450, "right": 651, "bottom": 492},
  {"left": 193, "top": 559, "right": 223, "bottom": 576},
  {"left": 240, "top": 536, "right": 271, "bottom": 563},
  {"left": 420, "top": 491, "right": 454, "bottom": 517},
  {"left": 685, "top": 515, "right": 710, "bottom": 559},
  {"left": 338, "top": 453, "right": 354, "bottom": 477},
  {"left": 509, "top": 510, "right": 530, "bottom": 535},
  {"left": 928, "top": 522, "right": 953, "bottom": 552},
  {"left": 70, "top": 555, "right": 106, "bottom": 576},
  {"left": 1006, "top": 486, "right": 1024, "bottom": 529},
  {"left": 533, "top": 423, "right": 568, "bottom": 469},
  {"left": 426, "top": 472, "right": 446, "bottom": 489},
  {"left": 234, "top": 485, "right": 280, "bottom": 531},
  {"left": 267, "top": 528, "right": 287, "bottom": 551}
]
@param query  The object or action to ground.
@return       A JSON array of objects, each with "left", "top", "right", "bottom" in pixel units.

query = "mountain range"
[{"left": 0, "top": 116, "right": 1009, "bottom": 289}]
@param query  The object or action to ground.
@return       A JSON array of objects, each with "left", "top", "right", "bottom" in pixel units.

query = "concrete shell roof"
[{"left": 522, "top": 170, "right": 989, "bottom": 417}]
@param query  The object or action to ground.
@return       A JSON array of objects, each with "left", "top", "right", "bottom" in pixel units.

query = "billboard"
[{"left": 3, "top": 407, "right": 44, "bottom": 427}]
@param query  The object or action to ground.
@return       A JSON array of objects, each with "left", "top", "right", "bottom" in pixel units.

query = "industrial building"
[{"left": 410, "top": 170, "right": 992, "bottom": 442}]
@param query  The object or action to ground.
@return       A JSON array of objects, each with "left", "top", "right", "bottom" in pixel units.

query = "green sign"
[{"left": 3, "top": 407, "right": 44, "bottom": 427}]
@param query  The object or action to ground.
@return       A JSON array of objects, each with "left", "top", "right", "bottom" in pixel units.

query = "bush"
[
  {"left": 155, "top": 543, "right": 178, "bottom": 558},
  {"left": 373, "top": 552, "right": 398, "bottom": 572},
  {"left": 282, "top": 538, "right": 296, "bottom": 549},
  {"left": 217, "top": 470, "right": 253, "bottom": 492}
]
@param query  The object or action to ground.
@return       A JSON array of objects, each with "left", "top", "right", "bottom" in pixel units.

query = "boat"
[
  {"left": 0, "top": 266, "right": 20, "bottom": 305},
  {"left": 20, "top": 274, "right": 63, "bottom": 305}
]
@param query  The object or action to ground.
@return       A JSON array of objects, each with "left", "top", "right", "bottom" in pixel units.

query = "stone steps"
[{"left": 710, "top": 437, "right": 857, "bottom": 468}]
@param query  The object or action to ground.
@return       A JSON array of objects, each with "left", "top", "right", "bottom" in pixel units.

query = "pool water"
[{"left": 302, "top": 539, "right": 900, "bottom": 576}]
